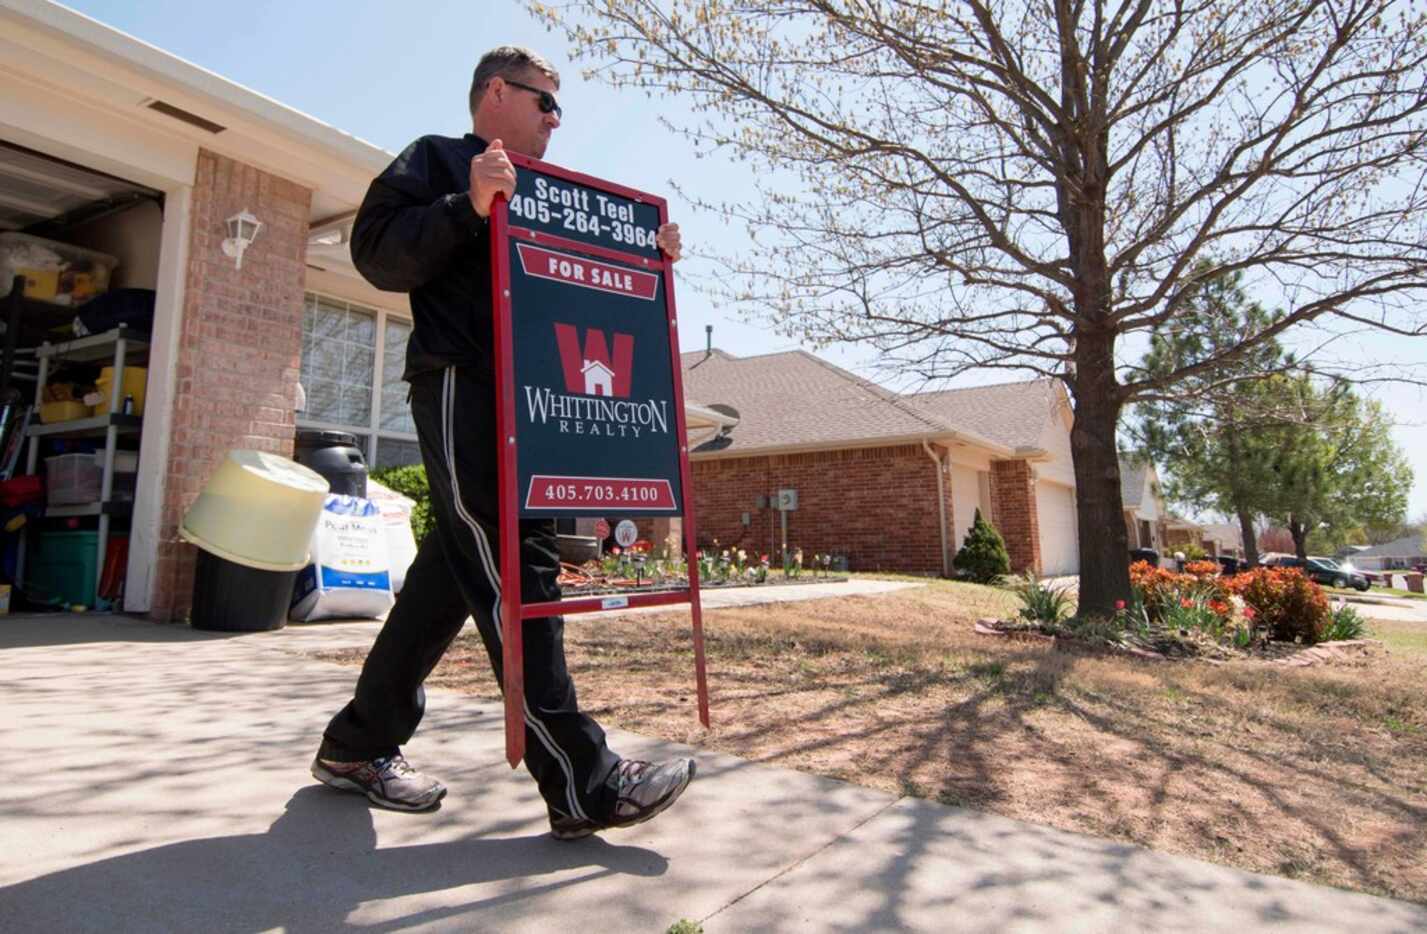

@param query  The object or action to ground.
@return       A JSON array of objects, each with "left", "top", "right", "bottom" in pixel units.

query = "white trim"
[
  {"left": 0, "top": 0, "right": 392, "bottom": 175},
  {"left": 126, "top": 181, "right": 191, "bottom": 612}
]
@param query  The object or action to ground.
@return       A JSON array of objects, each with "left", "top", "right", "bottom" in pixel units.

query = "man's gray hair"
[{"left": 469, "top": 46, "right": 560, "bottom": 115}]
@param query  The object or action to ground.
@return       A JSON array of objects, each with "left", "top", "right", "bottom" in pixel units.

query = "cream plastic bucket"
[{"left": 180, "top": 450, "right": 330, "bottom": 571}]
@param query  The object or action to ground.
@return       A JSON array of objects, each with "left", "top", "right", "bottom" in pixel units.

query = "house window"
[
  {"left": 1139, "top": 519, "right": 1153, "bottom": 548},
  {"left": 299, "top": 292, "right": 420, "bottom": 470}
]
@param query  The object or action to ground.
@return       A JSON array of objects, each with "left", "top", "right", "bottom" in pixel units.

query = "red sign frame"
[{"left": 490, "top": 152, "right": 710, "bottom": 767}]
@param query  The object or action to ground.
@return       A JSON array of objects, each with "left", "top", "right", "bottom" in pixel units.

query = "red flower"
[
  {"left": 611, "top": 546, "right": 621, "bottom": 556},
  {"left": 1180, "top": 598, "right": 1193, "bottom": 609},
  {"left": 1243, "top": 606, "right": 1256, "bottom": 620},
  {"left": 1115, "top": 600, "right": 1126, "bottom": 611}
]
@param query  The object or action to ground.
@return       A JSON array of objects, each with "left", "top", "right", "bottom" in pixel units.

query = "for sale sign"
[{"left": 500, "top": 160, "right": 684, "bottom": 518}]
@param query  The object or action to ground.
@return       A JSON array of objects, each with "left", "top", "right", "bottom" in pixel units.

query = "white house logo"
[
  {"left": 522, "top": 322, "right": 670, "bottom": 439},
  {"left": 555, "top": 323, "right": 632, "bottom": 397}
]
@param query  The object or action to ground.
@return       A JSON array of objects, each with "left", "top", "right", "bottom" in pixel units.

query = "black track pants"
[{"left": 322, "top": 367, "right": 620, "bottom": 823}]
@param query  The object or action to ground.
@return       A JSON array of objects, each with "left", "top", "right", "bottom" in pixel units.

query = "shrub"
[
  {"left": 953, "top": 509, "right": 1011, "bottom": 583},
  {"left": 1010, "top": 572, "right": 1073, "bottom": 626},
  {"left": 1129, "top": 561, "right": 1191, "bottom": 621},
  {"left": 1183, "top": 559, "right": 1221, "bottom": 579},
  {"left": 370, "top": 464, "right": 434, "bottom": 546},
  {"left": 1228, "top": 567, "right": 1330, "bottom": 644},
  {"left": 1323, "top": 603, "right": 1367, "bottom": 641},
  {"left": 1180, "top": 542, "right": 1209, "bottom": 560},
  {"left": 1160, "top": 591, "right": 1234, "bottom": 639}
]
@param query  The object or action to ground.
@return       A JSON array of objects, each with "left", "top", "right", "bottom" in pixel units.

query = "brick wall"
[
  {"left": 150, "top": 150, "right": 312, "bottom": 620},
  {"left": 682, "top": 444, "right": 949, "bottom": 573},
  {"left": 990, "top": 459, "right": 1041, "bottom": 574}
]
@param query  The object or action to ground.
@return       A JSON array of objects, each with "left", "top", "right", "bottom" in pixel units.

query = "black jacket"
[{"left": 351, "top": 133, "right": 493, "bottom": 380}]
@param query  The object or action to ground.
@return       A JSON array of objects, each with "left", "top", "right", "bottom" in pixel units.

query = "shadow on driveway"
[{"left": 0, "top": 785, "right": 667, "bottom": 933}]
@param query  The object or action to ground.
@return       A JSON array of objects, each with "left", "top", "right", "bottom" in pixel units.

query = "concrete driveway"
[{"left": 3, "top": 610, "right": 1425, "bottom": 933}]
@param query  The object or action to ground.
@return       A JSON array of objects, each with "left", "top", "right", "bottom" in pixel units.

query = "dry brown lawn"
[{"left": 320, "top": 579, "right": 1427, "bottom": 903}]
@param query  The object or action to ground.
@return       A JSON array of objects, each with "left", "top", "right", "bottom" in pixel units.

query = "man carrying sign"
[{"left": 312, "top": 46, "right": 694, "bottom": 841}]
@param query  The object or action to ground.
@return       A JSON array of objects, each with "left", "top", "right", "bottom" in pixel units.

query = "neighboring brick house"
[
  {"left": 668, "top": 349, "right": 1082, "bottom": 576},
  {"left": 1165, "top": 517, "right": 1245, "bottom": 559},
  {"left": 1120, "top": 453, "right": 1168, "bottom": 553}
]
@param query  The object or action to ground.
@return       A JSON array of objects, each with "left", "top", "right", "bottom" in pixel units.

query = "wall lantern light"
[{"left": 221, "top": 209, "right": 263, "bottom": 270}]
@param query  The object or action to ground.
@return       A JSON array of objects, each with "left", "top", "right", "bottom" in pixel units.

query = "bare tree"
[{"left": 532, "top": 0, "right": 1427, "bottom": 612}]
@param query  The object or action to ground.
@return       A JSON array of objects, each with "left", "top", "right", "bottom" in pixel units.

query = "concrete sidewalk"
[{"left": 3, "top": 613, "right": 1425, "bottom": 933}]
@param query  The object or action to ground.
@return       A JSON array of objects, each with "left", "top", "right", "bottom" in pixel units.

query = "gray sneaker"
[
  {"left": 311, "top": 753, "right": 447, "bottom": 812},
  {"left": 549, "top": 757, "right": 696, "bottom": 841}
]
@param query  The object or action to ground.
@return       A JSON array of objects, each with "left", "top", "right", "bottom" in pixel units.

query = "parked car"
[
  {"left": 1129, "top": 548, "right": 1159, "bottom": 568},
  {"left": 1262, "top": 554, "right": 1370, "bottom": 591},
  {"left": 1216, "top": 555, "right": 1247, "bottom": 575}
]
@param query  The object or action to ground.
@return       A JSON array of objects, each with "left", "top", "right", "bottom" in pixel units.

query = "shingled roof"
[
  {"left": 907, "top": 379, "right": 1068, "bottom": 451},
  {"left": 681, "top": 349, "right": 1060, "bottom": 457}
]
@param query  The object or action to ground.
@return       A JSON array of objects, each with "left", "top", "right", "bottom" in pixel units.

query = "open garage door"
[{"left": 1036, "top": 480, "right": 1079, "bottom": 577}]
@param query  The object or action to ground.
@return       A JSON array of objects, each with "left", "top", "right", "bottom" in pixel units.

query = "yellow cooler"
[{"left": 93, "top": 366, "right": 147, "bottom": 416}]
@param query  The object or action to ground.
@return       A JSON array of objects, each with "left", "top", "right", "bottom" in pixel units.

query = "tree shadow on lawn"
[
  {"left": 690, "top": 640, "right": 1427, "bottom": 902},
  {"left": 0, "top": 786, "right": 668, "bottom": 933}
]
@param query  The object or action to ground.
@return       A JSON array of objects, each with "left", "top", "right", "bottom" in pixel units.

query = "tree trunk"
[
  {"left": 1236, "top": 510, "right": 1259, "bottom": 566},
  {"left": 1289, "top": 517, "right": 1309, "bottom": 560},
  {"left": 1069, "top": 335, "right": 1131, "bottom": 616}
]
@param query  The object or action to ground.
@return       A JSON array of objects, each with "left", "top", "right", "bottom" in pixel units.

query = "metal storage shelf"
[
  {"left": 18, "top": 325, "right": 146, "bottom": 609},
  {"left": 34, "top": 328, "right": 149, "bottom": 364},
  {"left": 27, "top": 413, "right": 141, "bottom": 439},
  {"left": 43, "top": 500, "right": 134, "bottom": 518}
]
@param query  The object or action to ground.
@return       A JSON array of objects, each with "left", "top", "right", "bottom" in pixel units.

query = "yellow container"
[
  {"left": 18, "top": 268, "right": 59, "bottom": 301},
  {"left": 93, "top": 366, "right": 147, "bottom": 416},
  {"left": 40, "top": 400, "right": 91, "bottom": 424},
  {"left": 180, "top": 450, "right": 330, "bottom": 571}
]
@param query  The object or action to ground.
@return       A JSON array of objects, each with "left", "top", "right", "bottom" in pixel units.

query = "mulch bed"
[{"left": 974, "top": 616, "right": 1385, "bottom": 667}]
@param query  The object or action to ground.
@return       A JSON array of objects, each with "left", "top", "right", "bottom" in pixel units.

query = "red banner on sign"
[
  {"left": 525, "top": 474, "right": 677, "bottom": 510},
  {"left": 516, "top": 242, "right": 661, "bottom": 300}
]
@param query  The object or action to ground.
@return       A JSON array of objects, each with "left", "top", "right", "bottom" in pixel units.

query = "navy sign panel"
[
  {"left": 505, "top": 170, "right": 683, "bottom": 518},
  {"left": 506, "top": 169, "right": 663, "bottom": 261}
]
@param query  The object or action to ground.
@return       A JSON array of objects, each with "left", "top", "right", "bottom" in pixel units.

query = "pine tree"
[{"left": 953, "top": 509, "right": 1011, "bottom": 583}]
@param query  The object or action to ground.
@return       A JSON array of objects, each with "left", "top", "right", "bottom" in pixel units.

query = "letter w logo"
[{"left": 553, "top": 323, "right": 634, "bottom": 398}]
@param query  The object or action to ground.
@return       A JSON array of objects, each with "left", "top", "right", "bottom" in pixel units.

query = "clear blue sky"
[{"left": 59, "top": 0, "right": 1427, "bottom": 521}]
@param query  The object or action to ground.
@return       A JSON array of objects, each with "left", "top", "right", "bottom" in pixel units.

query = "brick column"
[
  {"left": 150, "top": 150, "right": 312, "bottom": 620},
  {"left": 990, "top": 459, "right": 1041, "bottom": 575}
]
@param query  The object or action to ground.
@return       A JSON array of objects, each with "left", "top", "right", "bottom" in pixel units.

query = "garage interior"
[{"left": 0, "top": 138, "right": 164, "bottom": 612}]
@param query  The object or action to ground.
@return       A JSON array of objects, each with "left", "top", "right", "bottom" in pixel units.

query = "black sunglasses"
[{"left": 504, "top": 79, "right": 562, "bottom": 119}]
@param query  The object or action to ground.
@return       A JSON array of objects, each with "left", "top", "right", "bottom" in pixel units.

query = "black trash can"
[
  {"left": 190, "top": 548, "right": 298, "bottom": 632},
  {"left": 294, "top": 429, "right": 368, "bottom": 497}
]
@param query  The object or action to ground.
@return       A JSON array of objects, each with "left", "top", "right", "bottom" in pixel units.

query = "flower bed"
[
  {"left": 987, "top": 561, "right": 1366, "bottom": 661},
  {"left": 556, "top": 540, "right": 848, "bottom": 596}
]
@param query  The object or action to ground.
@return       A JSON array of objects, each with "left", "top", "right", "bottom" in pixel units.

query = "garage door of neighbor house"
[{"left": 1036, "top": 481, "right": 1079, "bottom": 576}]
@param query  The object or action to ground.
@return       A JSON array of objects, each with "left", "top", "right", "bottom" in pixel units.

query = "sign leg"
[
  {"left": 503, "top": 597, "right": 526, "bottom": 768},
  {"left": 691, "top": 597, "right": 710, "bottom": 728}
]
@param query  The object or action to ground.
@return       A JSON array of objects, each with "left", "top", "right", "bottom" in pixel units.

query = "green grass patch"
[
  {"left": 1384, "top": 716, "right": 1420, "bottom": 736},
  {"left": 1369, "top": 622, "right": 1427, "bottom": 659},
  {"left": 1327, "top": 586, "right": 1427, "bottom": 600}
]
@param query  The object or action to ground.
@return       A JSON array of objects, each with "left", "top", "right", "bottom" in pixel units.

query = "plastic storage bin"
[
  {"left": 45, "top": 453, "right": 102, "bottom": 505},
  {"left": 43, "top": 452, "right": 137, "bottom": 505},
  {"left": 26, "top": 531, "right": 126, "bottom": 607},
  {"left": 0, "top": 232, "right": 117, "bottom": 306}
]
